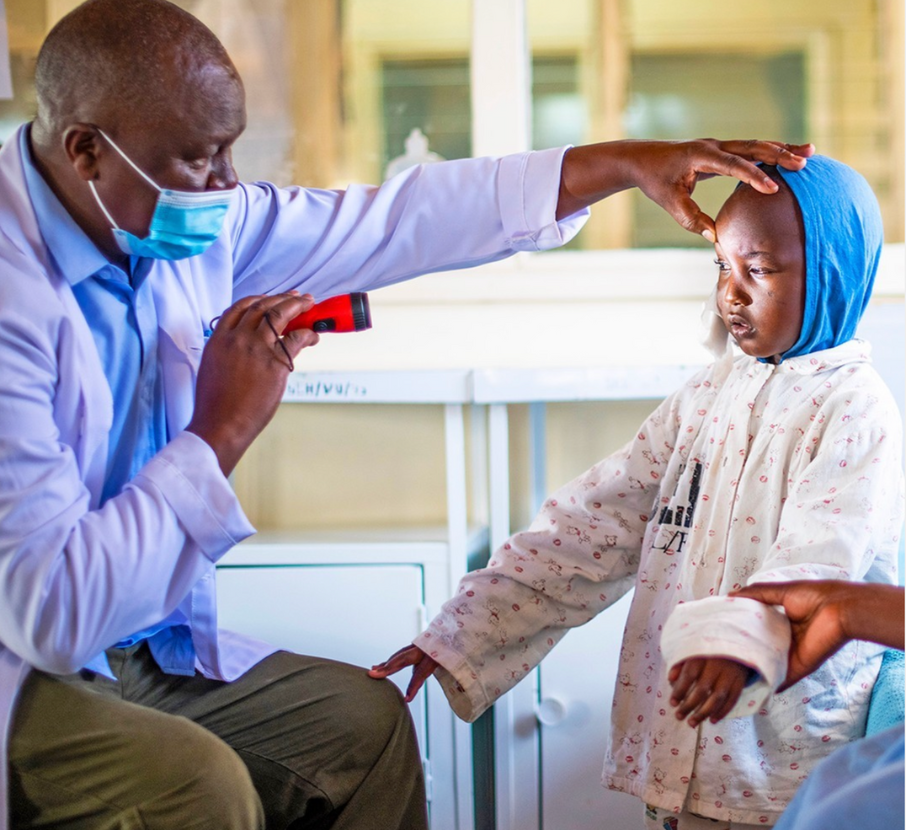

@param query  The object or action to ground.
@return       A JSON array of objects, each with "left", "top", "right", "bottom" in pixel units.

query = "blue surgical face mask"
[{"left": 88, "top": 129, "right": 235, "bottom": 260}]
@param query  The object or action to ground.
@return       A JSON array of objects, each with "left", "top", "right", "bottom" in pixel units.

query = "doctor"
[{"left": 0, "top": 0, "right": 813, "bottom": 828}]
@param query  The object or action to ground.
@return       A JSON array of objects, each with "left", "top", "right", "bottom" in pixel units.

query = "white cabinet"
[{"left": 216, "top": 560, "right": 426, "bottom": 741}]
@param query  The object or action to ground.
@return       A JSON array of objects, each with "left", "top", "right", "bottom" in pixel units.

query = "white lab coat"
[
  {"left": 0, "top": 125, "right": 586, "bottom": 827},
  {"left": 416, "top": 343, "right": 904, "bottom": 824}
]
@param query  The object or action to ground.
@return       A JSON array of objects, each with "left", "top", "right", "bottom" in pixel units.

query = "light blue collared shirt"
[{"left": 19, "top": 127, "right": 195, "bottom": 676}]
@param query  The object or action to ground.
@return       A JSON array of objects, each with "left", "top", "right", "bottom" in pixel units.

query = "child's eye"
[
  {"left": 713, "top": 259, "right": 730, "bottom": 272},
  {"left": 749, "top": 267, "right": 772, "bottom": 277}
]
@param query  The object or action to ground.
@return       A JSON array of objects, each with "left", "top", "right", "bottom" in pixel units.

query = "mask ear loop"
[
  {"left": 88, "top": 128, "right": 163, "bottom": 234},
  {"left": 87, "top": 179, "right": 122, "bottom": 230},
  {"left": 95, "top": 128, "right": 163, "bottom": 193},
  {"left": 263, "top": 312, "right": 295, "bottom": 372},
  {"left": 203, "top": 313, "right": 294, "bottom": 370}
]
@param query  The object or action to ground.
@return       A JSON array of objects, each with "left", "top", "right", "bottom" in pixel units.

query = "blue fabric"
[
  {"left": 774, "top": 726, "right": 905, "bottom": 830},
  {"left": 19, "top": 128, "right": 169, "bottom": 508},
  {"left": 19, "top": 127, "right": 194, "bottom": 677},
  {"left": 774, "top": 154, "right": 884, "bottom": 361},
  {"left": 867, "top": 650, "right": 906, "bottom": 736}
]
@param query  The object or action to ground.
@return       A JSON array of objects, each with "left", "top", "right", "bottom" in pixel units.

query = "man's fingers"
[
  {"left": 258, "top": 292, "right": 315, "bottom": 334},
  {"left": 704, "top": 150, "right": 780, "bottom": 195},
  {"left": 708, "top": 140, "right": 815, "bottom": 193},
  {"left": 211, "top": 295, "right": 263, "bottom": 331},
  {"left": 660, "top": 190, "right": 716, "bottom": 240},
  {"left": 211, "top": 292, "right": 313, "bottom": 336},
  {"left": 282, "top": 328, "right": 320, "bottom": 357},
  {"left": 651, "top": 138, "right": 814, "bottom": 236},
  {"left": 779, "top": 656, "right": 811, "bottom": 693},
  {"left": 722, "top": 140, "right": 815, "bottom": 170},
  {"left": 731, "top": 583, "right": 789, "bottom": 607}
]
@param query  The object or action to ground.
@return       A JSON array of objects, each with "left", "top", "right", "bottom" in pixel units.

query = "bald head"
[{"left": 34, "top": 0, "right": 242, "bottom": 138}]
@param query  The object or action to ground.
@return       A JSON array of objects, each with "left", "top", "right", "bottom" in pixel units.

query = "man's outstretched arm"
[{"left": 557, "top": 138, "right": 814, "bottom": 240}]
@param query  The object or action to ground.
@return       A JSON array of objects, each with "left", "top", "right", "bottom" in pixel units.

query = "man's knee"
[
  {"left": 330, "top": 662, "right": 415, "bottom": 756},
  {"left": 135, "top": 716, "right": 265, "bottom": 830}
]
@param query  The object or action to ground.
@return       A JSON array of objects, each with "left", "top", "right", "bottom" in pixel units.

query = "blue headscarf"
[{"left": 775, "top": 154, "right": 883, "bottom": 361}]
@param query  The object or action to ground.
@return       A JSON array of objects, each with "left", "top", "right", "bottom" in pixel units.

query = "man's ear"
[{"left": 62, "top": 124, "right": 103, "bottom": 181}]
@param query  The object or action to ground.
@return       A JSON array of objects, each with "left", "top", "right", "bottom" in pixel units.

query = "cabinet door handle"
[{"left": 534, "top": 696, "right": 568, "bottom": 727}]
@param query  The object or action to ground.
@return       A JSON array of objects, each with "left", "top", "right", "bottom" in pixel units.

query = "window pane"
[
  {"left": 4, "top": 1, "right": 899, "bottom": 253},
  {"left": 382, "top": 58, "right": 471, "bottom": 172},
  {"left": 186, "top": 0, "right": 473, "bottom": 188},
  {"left": 532, "top": 56, "right": 585, "bottom": 151}
]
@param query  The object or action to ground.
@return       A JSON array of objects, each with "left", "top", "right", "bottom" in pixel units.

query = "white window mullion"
[{"left": 470, "top": 0, "right": 531, "bottom": 157}]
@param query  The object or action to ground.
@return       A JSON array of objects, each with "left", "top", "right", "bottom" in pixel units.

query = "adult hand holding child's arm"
[{"left": 731, "top": 580, "right": 905, "bottom": 692}]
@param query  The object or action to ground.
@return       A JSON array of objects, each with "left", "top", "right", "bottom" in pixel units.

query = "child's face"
[{"left": 713, "top": 182, "right": 806, "bottom": 363}]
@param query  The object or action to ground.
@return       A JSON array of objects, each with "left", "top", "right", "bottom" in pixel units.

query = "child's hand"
[
  {"left": 668, "top": 657, "right": 750, "bottom": 727},
  {"left": 368, "top": 645, "right": 438, "bottom": 702}
]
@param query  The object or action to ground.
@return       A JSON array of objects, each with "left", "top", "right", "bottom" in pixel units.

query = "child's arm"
[
  {"left": 370, "top": 377, "right": 698, "bottom": 721},
  {"left": 732, "top": 580, "right": 904, "bottom": 691},
  {"left": 370, "top": 445, "right": 653, "bottom": 720}
]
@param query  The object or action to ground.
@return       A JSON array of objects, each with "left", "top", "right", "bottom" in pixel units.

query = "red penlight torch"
[{"left": 284, "top": 292, "right": 372, "bottom": 334}]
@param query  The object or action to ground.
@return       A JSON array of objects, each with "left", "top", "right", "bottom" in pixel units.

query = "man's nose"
[{"left": 206, "top": 151, "right": 238, "bottom": 191}]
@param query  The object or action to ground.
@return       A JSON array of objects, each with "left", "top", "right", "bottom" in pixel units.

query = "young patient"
[{"left": 371, "top": 156, "right": 905, "bottom": 829}]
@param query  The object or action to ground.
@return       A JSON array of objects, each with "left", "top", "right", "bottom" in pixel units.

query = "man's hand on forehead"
[{"left": 557, "top": 138, "right": 815, "bottom": 243}]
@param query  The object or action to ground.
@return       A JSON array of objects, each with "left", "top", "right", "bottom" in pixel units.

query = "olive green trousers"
[{"left": 8, "top": 645, "right": 427, "bottom": 830}]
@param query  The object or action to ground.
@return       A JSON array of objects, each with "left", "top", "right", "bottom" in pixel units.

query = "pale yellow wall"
[
  {"left": 234, "top": 403, "right": 450, "bottom": 530},
  {"left": 507, "top": 400, "right": 659, "bottom": 533},
  {"left": 236, "top": 398, "right": 660, "bottom": 533},
  {"left": 5, "top": 0, "right": 47, "bottom": 51}
]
